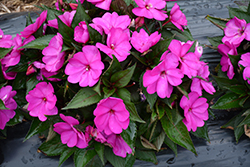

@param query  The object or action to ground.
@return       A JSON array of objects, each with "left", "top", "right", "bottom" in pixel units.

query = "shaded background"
[{"left": 1, "top": 0, "right": 250, "bottom": 167}]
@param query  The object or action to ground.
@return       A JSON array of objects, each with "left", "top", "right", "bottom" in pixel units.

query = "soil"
[{"left": 0, "top": 0, "right": 56, "bottom": 14}]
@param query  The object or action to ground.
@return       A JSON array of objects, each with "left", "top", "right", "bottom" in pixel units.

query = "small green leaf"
[
  {"left": 156, "top": 103, "right": 165, "bottom": 120},
  {"left": 24, "top": 118, "right": 50, "bottom": 142},
  {"left": 211, "top": 92, "right": 242, "bottom": 110},
  {"left": 212, "top": 75, "right": 239, "bottom": 89},
  {"left": 115, "top": 88, "right": 131, "bottom": 102},
  {"left": 172, "top": 28, "right": 194, "bottom": 42},
  {"left": 228, "top": 7, "right": 250, "bottom": 23},
  {"left": 135, "top": 150, "right": 158, "bottom": 164},
  {"left": 21, "top": 35, "right": 54, "bottom": 50},
  {"left": 161, "top": 94, "right": 178, "bottom": 109},
  {"left": 239, "top": 113, "right": 250, "bottom": 126},
  {"left": 41, "top": 4, "right": 63, "bottom": 21},
  {"left": 153, "top": 131, "right": 165, "bottom": 151},
  {"left": 121, "top": 121, "right": 137, "bottom": 151},
  {"left": 26, "top": 75, "right": 39, "bottom": 95},
  {"left": 124, "top": 154, "right": 136, "bottom": 167},
  {"left": 103, "top": 55, "right": 122, "bottom": 80},
  {"left": 94, "top": 142, "right": 105, "bottom": 165},
  {"left": 205, "top": 15, "right": 228, "bottom": 29},
  {"left": 0, "top": 99, "right": 8, "bottom": 110},
  {"left": 191, "top": 122, "right": 210, "bottom": 142},
  {"left": 62, "top": 87, "right": 101, "bottom": 110},
  {"left": 125, "top": 102, "right": 145, "bottom": 123},
  {"left": 59, "top": 147, "right": 76, "bottom": 167},
  {"left": 6, "top": 108, "right": 23, "bottom": 126},
  {"left": 228, "top": 54, "right": 240, "bottom": 69},
  {"left": 0, "top": 47, "right": 13, "bottom": 59},
  {"left": 26, "top": 13, "right": 33, "bottom": 26},
  {"left": 56, "top": 15, "right": 74, "bottom": 46},
  {"left": 164, "top": 135, "right": 177, "bottom": 155},
  {"left": 92, "top": 80, "right": 101, "bottom": 96},
  {"left": 85, "top": 154, "right": 104, "bottom": 167},
  {"left": 207, "top": 36, "right": 223, "bottom": 48},
  {"left": 105, "top": 147, "right": 125, "bottom": 167},
  {"left": 111, "top": 64, "right": 136, "bottom": 88},
  {"left": 72, "top": 1, "right": 91, "bottom": 28},
  {"left": 224, "top": 85, "right": 247, "bottom": 95},
  {"left": 74, "top": 149, "right": 97, "bottom": 167},
  {"left": 103, "top": 87, "right": 116, "bottom": 98},
  {"left": 177, "top": 85, "right": 189, "bottom": 98}
]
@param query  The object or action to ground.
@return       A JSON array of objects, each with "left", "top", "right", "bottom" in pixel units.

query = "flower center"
[
  {"left": 0, "top": 35, "right": 2, "bottom": 39},
  {"left": 146, "top": 4, "right": 152, "bottom": 10},
  {"left": 239, "top": 28, "right": 244, "bottom": 35},
  {"left": 111, "top": 44, "right": 115, "bottom": 50},
  {"left": 85, "top": 65, "right": 90, "bottom": 71},
  {"left": 109, "top": 109, "right": 115, "bottom": 114},
  {"left": 160, "top": 71, "right": 166, "bottom": 77},
  {"left": 43, "top": 97, "right": 47, "bottom": 101},
  {"left": 188, "top": 108, "right": 192, "bottom": 112}
]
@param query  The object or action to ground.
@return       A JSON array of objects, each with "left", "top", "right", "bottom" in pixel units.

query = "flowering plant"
[
  {"left": 206, "top": 1, "right": 250, "bottom": 141},
  {"left": 0, "top": 0, "right": 215, "bottom": 166}
]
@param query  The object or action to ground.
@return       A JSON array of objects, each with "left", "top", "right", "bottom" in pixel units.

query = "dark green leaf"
[
  {"left": 103, "top": 55, "right": 122, "bottom": 80},
  {"left": 239, "top": 113, "right": 250, "bottom": 126},
  {"left": 125, "top": 102, "right": 145, "bottom": 123},
  {"left": 24, "top": 118, "right": 50, "bottom": 142},
  {"left": 59, "top": 147, "right": 76, "bottom": 167},
  {"left": 228, "top": 7, "right": 250, "bottom": 23},
  {"left": 135, "top": 150, "right": 157, "bottom": 164},
  {"left": 0, "top": 64, "right": 5, "bottom": 83},
  {"left": 177, "top": 85, "right": 189, "bottom": 98},
  {"left": 111, "top": 64, "right": 136, "bottom": 88},
  {"left": 0, "top": 99, "right": 8, "bottom": 110},
  {"left": 62, "top": 87, "right": 101, "bottom": 110},
  {"left": 172, "top": 28, "right": 194, "bottom": 42},
  {"left": 86, "top": 23, "right": 102, "bottom": 43},
  {"left": 164, "top": 135, "right": 177, "bottom": 155},
  {"left": 161, "top": 94, "right": 178, "bottom": 109},
  {"left": 103, "top": 87, "right": 116, "bottom": 98},
  {"left": 26, "top": 75, "right": 39, "bottom": 95},
  {"left": 94, "top": 142, "right": 105, "bottom": 165},
  {"left": 74, "top": 149, "right": 97, "bottom": 167},
  {"left": 0, "top": 47, "right": 13, "bottom": 59},
  {"left": 130, "top": 51, "right": 147, "bottom": 66},
  {"left": 92, "top": 80, "right": 101, "bottom": 96},
  {"left": 207, "top": 36, "right": 223, "bottom": 48},
  {"left": 140, "top": 136, "right": 157, "bottom": 150},
  {"left": 124, "top": 154, "right": 136, "bottom": 167},
  {"left": 228, "top": 54, "right": 240, "bottom": 69},
  {"left": 56, "top": 15, "right": 74, "bottom": 46},
  {"left": 21, "top": 35, "right": 54, "bottom": 50},
  {"left": 105, "top": 147, "right": 126, "bottom": 167},
  {"left": 121, "top": 121, "right": 137, "bottom": 151},
  {"left": 211, "top": 92, "right": 242, "bottom": 110},
  {"left": 205, "top": 15, "right": 228, "bottom": 29},
  {"left": 33, "top": 24, "right": 44, "bottom": 38},
  {"left": 115, "top": 88, "right": 131, "bottom": 102},
  {"left": 41, "top": 4, "right": 63, "bottom": 20},
  {"left": 156, "top": 103, "right": 165, "bottom": 120},
  {"left": 6, "top": 108, "right": 23, "bottom": 126},
  {"left": 212, "top": 75, "right": 239, "bottom": 89},
  {"left": 153, "top": 131, "right": 165, "bottom": 151},
  {"left": 224, "top": 85, "right": 247, "bottom": 95},
  {"left": 85, "top": 154, "right": 104, "bottom": 167},
  {"left": 26, "top": 13, "right": 33, "bottom": 26},
  {"left": 72, "top": 1, "right": 91, "bottom": 28},
  {"left": 161, "top": 115, "right": 197, "bottom": 155},
  {"left": 191, "top": 122, "right": 210, "bottom": 142}
]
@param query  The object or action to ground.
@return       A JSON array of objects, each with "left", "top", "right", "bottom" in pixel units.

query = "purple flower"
[
  {"left": 170, "top": 3, "right": 187, "bottom": 31},
  {"left": 65, "top": 45, "right": 104, "bottom": 87},
  {"left": 239, "top": 53, "right": 250, "bottom": 84},
  {"left": 0, "top": 86, "right": 17, "bottom": 130},
  {"left": 143, "top": 53, "right": 183, "bottom": 98},
  {"left": 131, "top": 29, "right": 161, "bottom": 53},
  {"left": 222, "top": 17, "right": 250, "bottom": 46},
  {"left": 74, "top": 21, "right": 89, "bottom": 43},
  {"left": 47, "top": 11, "right": 76, "bottom": 29},
  {"left": 21, "top": 10, "right": 47, "bottom": 38},
  {"left": 1, "top": 64, "right": 17, "bottom": 80},
  {"left": 54, "top": 114, "right": 90, "bottom": 148},
  {"left": 0, "top": 29, "right": 13, "bottom": 48},
  {"left": 107, "top": 134, "right": 132, "bottom": 158},
  {"left": 180, "top": 92, "right": 209, "bottom": 132},
  {"left": 96, "top": 28, "right": 131, "bottom": 62},
  {"left": 85, "top": 125, "right": 107, "bottom": 143},
  {"left": 132, "top": 0, "right": 168, "bottom": 21},
  {"left": 87, "top": 0, "right": 112, "bottom": 10},
  {"left": 26, "top": 82, "right": 58, "bottom": 121},
  {"left": 93, "top": 97, "right": 130, "bottom": 135}
]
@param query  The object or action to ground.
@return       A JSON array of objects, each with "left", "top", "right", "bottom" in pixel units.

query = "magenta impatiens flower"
[
  {"left": 180, "top": 92, "right": 209, "bottom": 132},
  {"left": 65, "top": 45, "right": 104, "bottom": 87},
  {"left": 191, "top": 65, "right": 216, "bottom": 96},
  {"left": 85, "top": 125, "right": 107, "bottom": 143},
  {"left": 107, "top": 134, "right": 132, "bottom": 158},
  {"left": 74, "top": 21, "right": 89, "bottom": 43},
  {"left": 222, "top": 17, "right": 250, "bottom": 46},
  {"left": 0, "top": 29, "right": 13, "bottom": 48},
  {"left": 91, "top": 12, "right": 131, "bottom": 35},
  {"left": 47, "top": 11, "right": 76, "bottom": 29},
  {"left": 26, "top": 82, "right": 58, "bottom": 121},
  {"left": 218, "top": 41, "right": 237, "bottom": 79},
  {"left": 0, "top": 86, "right": 17, "bottom": 130},
  {"left": 93, "top": 97, "right": 130, "bottom": 135},
  {"left": 143, "top": 53, "right": 184, "bottom": 98},
  {"left": 239, "top": 53, "right": 250, "bottom": 84},
  {"left": 21, "top": 10, "right": 47, "bottom": 38},
  {"left": 42, "top": 33, "right": 65, "bottom": 72},
  {"left": 96, "top": 28, "right": 131, "bottom": 62},
  {"left": 169, "top": 3, "right": 187, "bottom": 31},
  {"left": 54, "top": 114, "right": 90, "bottom": 148},
  {"left": 1, "top": 64, "right": 17, "bottom": 80},
  {"left": 131, "top": 29, "right": 161, "bottom": 53},
  {"left": 132, "top": 0, "right": 168, "bottom": 21},
  {"left": 87, "top": 0, "right": 111, "bottom": 10}
]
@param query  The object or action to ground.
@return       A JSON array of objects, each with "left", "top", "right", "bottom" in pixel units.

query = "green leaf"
[
  {"left": 0, "top": 64, "right": 5, "bottom": 83},
  {"left": 125, "top": 102, "right": 145, "bottom": 123},
  {"left": 115, "top": 88, "right": 131, "bottom": 102},
  {"left": 0, "top": 99, "right": 8, "bottom": 110},
  {"left": 39, "top": 135, "right": 68, "bottom": 156},
  {"left": 72, "top": 1, "right": 91, "bottom": 28},
  {"left": 86, "top": 23, "right": 102, "bottom": 43},
  {"left": 161, "top": 114, "right": 197, "bottom": 155},
  {"left": 103, "top": 55, "right": 122, "bottom": 80},
  {"left": 156, "top": 103, "right": 165, "bottom": 120},
  {"left": 212, "top": 75, "right": 239, "bottom": 89},
  {"left": 153, "top": 131, "right": 165, "bottom": 151},
  {"left": 124, "top": 154, "right": 136, "bottom": 167},
  {"left": 24, "top": 118, "right": 50, "bottom": 142},
  {"left": 121, "top": 121, "right": 137, "bottom": 151},
  {"left": 0, "top": 47, "right": 13, "bottom": 59},
  {"left": 59, "top": 147, "right": 76, "bottom": 167},
  {"left": 164, "top": 135, "right": 178, "bottom": 155},
  {"left": 135, "top": 150, "right": 158, "bottom": 164},
  {"left": 74, "top": 149, "right": 97, "bottom": 167},
  {"left": 177, "top": 85, "right": 189, "bottom": 98},
  {"left": 161, "top": 94, "right": 178, "bottom": 109},
  {"left": 26, "top": 13, "right": 33, "bottom": 26},
  {"left": 228, "top": 54, "right": 240, "bottom": 69},
  {"left": 172, "top": 28, "right": 194, "bottom": 42},
  {"left": 228, "top": 7, "right": 250, "bottom": 23},
  {"left": 92, "top": 80, "right": 101, "bottom": 96},
  {"left": 26, "top": 75, "right": 39, "bottom": 95},
  {"left": 41, "top": 4, "right": 63, "bottom": 20},
  {"left": 191, "top": 122, "right": 210, "bottom": 142},
  {"left": 33, "top": 23, "right": 44, "bottom": 38},
  {"left": 63, "top": 87, "right": 101, "bottom": 110},
  {"left": 6, "top": 108, "right": 23, "bottom": 126},
  {"left": 140, "top": 136, "right": 157, "bottom": 150},
  {"left": 205, "top": 15, "right": 228, "bottom": 29},
  {"left": 211, "top": 92, "right": 242, "bottom": 110},
  {"left": 105, "top": 147, "right": 126, "bottom": 167},
  {"left": 221, "top": 111, "right": 245, "bottom": 142},
  {"left": 21, "top": 35, "right": 54, "bottom": 50},
  {"left": 224, "top": 85, "right": 247, "bottom": 95},
  {"left": 56, "top": 15, "right": 74, "bottom": 46},
  {"left": 94, "top": 142, "right": 105, "bottom": 165},
  {"left": 111, "top": 64, "right": 136, "bottom": 88},
  {"left": 207, "top": 36, "right": 223, "bottom": 48},
  {"left": 85, "top": 154, "right": 104, "bottom": 167},
  {"left": 103, "top": 87, "right": 116, "bottom": 98},
  {"left": 239, "top": 113, "right": 250, "bottom": 126}
]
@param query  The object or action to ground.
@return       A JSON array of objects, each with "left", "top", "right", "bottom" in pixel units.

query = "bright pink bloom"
[
  {"left": 239, "top": 53, "right": 250, "bottom": 84},
  {"left": 54, "top": 114, "right": 90, "bottom": 148},
  {"left": 91, "top": 12, "right": 131, "bottom": 35},
  {"left": 169, "top": 3, "right": 187, "bottom": 31},
  {"left": 65, "top": 45, "right": 104, "bottom": 87},
  {"left": 168, "top": 39, "right": 200, "bottom": 78},
  {"left": 47, "top": 11, "right": 76, "bottom": 29},
  {"left": 222, "top": 17, "right": 250, "bottom": 46},
  {"left": 21, "top": 10, "right": 47, "bottom": 38},
  {"left": 42, "top": 33, "right": 65, "bottom": 72},
  {"left": 143, "top": 53, "right": 184, "bottom": 98},
  {"left": 26, "top": 82, "right": 58, "bottom": 121},
  {"left": 191, "top": 65, "right": 216, "bottom": 96},
  {"left": 85, "top": 125, "right": 107, "bottom": 143},
  {"left": 1, "top": 64, "right": 17, "bottom": 80},
  {"left": 131, "top": 29, "right": 161, "bottom": 53},
  {"left": 74, "top": 21, "right": 89, "bottom": 43},
  {"left": 96, "top": 28, "right": 131, "bottom": 62},
  {"left": 132, "top": 0, "right": 168, "bottom": 21},
  {"left": 107, "top": 134, "right": 132, "bottom": 158},
  {"left": 87, "top": 0, "right": 112, "bottom": 10},
  {"left": 218, "top": 41, "right": 237, "bottom": 79},
  {"left": 93, "top": 97, "right": 130, "bottom": 135},
  {"left": 0, "top": 86, "right": 17, "bottom": 130},
  {"left": 0, "top": 29, "right": 13, "bottom": 48},
  {"left": 135, "top": 17, "right": 144, "bottom": 30},
  {"left": 1, "top": 35, "right": 35, "bottom": 67},
  {"left": 194, "top": 42, "right": 203, "bottom": 58},
  {"left": 180, "top": 92, "right": 209, "bottom": 132}
]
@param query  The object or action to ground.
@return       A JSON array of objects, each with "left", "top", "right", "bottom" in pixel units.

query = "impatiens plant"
[
  {"left": 0, "top": 0, "right": 216, "bottom": 166},
  {"left": 206, "top": 1, "right": 250, "bottom": 142}
]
